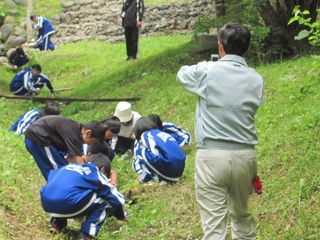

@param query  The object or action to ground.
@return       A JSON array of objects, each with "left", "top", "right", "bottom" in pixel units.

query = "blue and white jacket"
[
  {"left": 133, "top": 129, "right": 186, "bottom": 182},
  {"left": 9, "top": 68, "right": 53, "bottom": 95},
  {"left": 30, "top": 16, "right": 55, "bottom": 46},
  {"left": 9, "top": 109, "right": 41, "bottom": 135},
  {"left": 40, "top": 163, "right": 125, "bottom": 219},
  {"left": 162, "top": 122, "right": 191, "bottom": 148}
]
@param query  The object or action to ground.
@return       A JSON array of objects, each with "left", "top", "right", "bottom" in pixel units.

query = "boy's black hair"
[
  {"left": 30, "top": 15, "right": 37, "bottom": 21},
  {"left": 133, "top": 117, "right": 158, "bottom": 140},
  {"left": 32, "top": 64, "right": 42, "bottom": 72},
  {"left": 88, "top": 142, "right": 113, "bottom": 161},
  {"left": 83, "top": 121, "right": 106, "bottom": 141},
  {"left": 218, "top": 22, "right": 251, "bottom": 56},
  {"left": 101, "top": 116, "right": 121, "bottom": 134},
  {"left": 147, "top": 114, "right": 163, "bottom": 131},
  {"left": 16, "top": 47, "right": 25, "bottom": 56},
  {"left": 88, "top": 153, "right": 111, "bottom": 177},
  {"left": 42, "top": 102, "right": 61, "bottom": 116}
]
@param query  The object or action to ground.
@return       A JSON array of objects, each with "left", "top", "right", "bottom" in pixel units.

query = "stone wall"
[
  {"left": 52, "top": 0, "right": 215, "bottom": 43},
  {"left": 0, "top": 0, "right": 27, "bottom": 66}
]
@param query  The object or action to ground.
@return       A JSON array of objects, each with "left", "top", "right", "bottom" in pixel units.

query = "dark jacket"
[{"left": 121, "top": 0, "right": 144, "bottom": 28}]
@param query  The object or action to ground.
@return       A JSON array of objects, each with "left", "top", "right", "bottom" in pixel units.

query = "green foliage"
[
  {"left": 194, "top": 0, "right": 270, "bottom": 63},
  {"left": 288, "top": 6, "right": 320, "bottom": 47},
  {"left": 0, "top": 35, "right": 319, "bottom": 239},
  {"left": 0, "top": 2, "right": 5, "bottom": 18}
]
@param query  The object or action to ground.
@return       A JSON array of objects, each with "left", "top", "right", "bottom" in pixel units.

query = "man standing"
[
  {"left": 177, "top": 22, "right": 264, "bottom": 240},
  {"left": 121, "top": 0, "right": 144, "bottom": 60},
  {"left": 9, "top": 64, "right": 54, "bottom": 96}
]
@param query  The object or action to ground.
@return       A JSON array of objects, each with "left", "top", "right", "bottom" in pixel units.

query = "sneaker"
[
  {"left": 77, "top": 232, "right": 92, "bottom": 240},
  {"left": 49, "top": 217, "right": 67, "bottom": 234}
]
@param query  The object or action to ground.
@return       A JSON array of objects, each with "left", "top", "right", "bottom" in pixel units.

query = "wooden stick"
[
  {"left": 0, "top": 95, "right": 142, "bottom": 103},
  {"left": 54, "top": 87, "right": 74, "bottom": 92}
]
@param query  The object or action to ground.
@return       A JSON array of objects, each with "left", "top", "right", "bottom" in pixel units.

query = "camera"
[{"left": 210, "top": 54, "right": 219, "bottom": 62}]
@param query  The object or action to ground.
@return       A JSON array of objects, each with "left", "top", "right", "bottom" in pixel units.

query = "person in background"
[
  {"left": 148, "top": 114, "right": 191, "bottom": 148},
  {"left": 132, "top": 117, "right": 186, "bottom": 184},
  {"left": 8, "top": 47, "right": 30, "bottom": 69},
  {"left": 85, "top": 145, "right": 118, "bottom": 186},
  {"left": 24, "top": 116, "right": 107, "bottom": 180},
  {"left": 40, "top": 153, "right": 125, "bottom": 240},
  {"left": 27, "top": 15, "right": 55, "bottom": 51},
  {"left": 177, "top": 22, "right": 264, "bottom": 240},
  {"left": 113, "top": 101, "right": 142, "bottom": 156},
  {"left": 83, "top": 116, "right": 122, "bottom": 161},
  {"left": 9, "top": 102, "right": 60, "bottom": 135},
  {"left": 9, "top": 64, "right": 55, "bottom": 96},
  {"left": 121, "top": 0, "right": 144, "bottom": 60}
]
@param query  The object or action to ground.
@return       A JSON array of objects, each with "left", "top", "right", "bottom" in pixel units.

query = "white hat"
[{"left": 114, "top": 101, "right": 133, "bottom": 123}]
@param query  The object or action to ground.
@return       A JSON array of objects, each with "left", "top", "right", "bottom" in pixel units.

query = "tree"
[
  {"left": 257, "top": 0, "right": 319, "bottom": 54},
  {"left": 197, "top": 0, "right": 320, "bottom": 60}
]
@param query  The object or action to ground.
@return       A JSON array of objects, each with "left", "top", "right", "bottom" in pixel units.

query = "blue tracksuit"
[
  {"left": 132, "top": 129, "right": 186, "bottom": 183},
  {"left": 25, "top": 137, "right": 68, "bottom": 180},
  {"left": 9, "top": 109, "right": 41, "bottom": 135},
  {"left": 30, "top": 16, "right": 55, "bottom": 51},
  {"left": 40, "top": 163, "right": 125, "bottom": 236},
  {"left": 162, "top": 122, "right": 191, "bottom": 148},
  {"left": 9, "top": 68, "right": 53, "bottom": 96}
]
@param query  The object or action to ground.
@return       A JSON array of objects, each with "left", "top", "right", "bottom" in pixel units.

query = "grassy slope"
[{"left": 0, "top": 34, "right": 319, "bottom": 240}]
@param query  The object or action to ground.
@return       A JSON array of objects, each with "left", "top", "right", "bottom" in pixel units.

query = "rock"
[
  {"left": 6, "top": 8, "right": 19, "bottom": 16},
  {"left": 0, "top": 56, "right": 9, "bottom": 65},
  {"left": 6, "top": 48, "right": 16, "bottom": 58},
  {"left": 61, "top": 1, "right": 75, "bottom": 9},
  {"left": 4, "top": 16, "right": 15, "bottom": 24},
  {"left": 4, "top": 35, "right": 16, "bottom": 48},
  {"left": 12, "top": 26, "right": 26, "bottom": 36},
  {"left": 11, "top": 36, "right": 26, "bottom": 48},
  {"left": 195, "top": 33, "right": 218, "bottom": 49},
  {"left": 5, "top": 35, "right": 26, "bottom": 48},
  {"left": 0, "top": 44, "right": 7, "bottom": 56},
  {"left": 51, "top": 15, "right": 61, "bottom": 24},
  {"left": 0, "top": 24, "right": 14, "bottom": 42},
  {"left": 13, "top": 0, "right": 25, "bottom": 5},
  {"left": 6, "top": 0, "right": 16, "bottom": 6}
]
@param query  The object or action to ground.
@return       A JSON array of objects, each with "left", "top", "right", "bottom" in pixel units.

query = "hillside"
[{"left": 0, "top": 34, "right": 319, "bottom": 239}]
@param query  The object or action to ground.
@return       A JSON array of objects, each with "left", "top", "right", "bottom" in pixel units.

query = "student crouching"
[
  {"left": 132, "top": 117, "right": 186, "bottom": 184},
  {"left": 40, "top": 153, "right": 125, "bottom": 240}
]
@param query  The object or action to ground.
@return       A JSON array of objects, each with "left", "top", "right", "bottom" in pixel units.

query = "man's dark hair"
[
  {"left": 32, "top": 64, "right": 42, "bottom": 72},
  {"left": 102, "top": 116, "right": 121, "bottom": 134},
  {"left": 133, "top": 117, "right": 157, "bottom": 140},
  {"left": 83, "top": 121, "right": 106, "bottom": 141},
  {"left": 88, "top": 153, "right": 111, "bottom": 177},
  {"left": 30, "top": 15, "right": 37, "bottom": 21},
  {"left": 88, "top": 142, "right": 114, "bottom": 161},
  {"left": 42, "top": 103, "right": 61, "bottom": 116},
  {"left": 148, "top": 114, "right": 163, "bottom": 131},
  {"left": 218, "top": 22, "right": 251, "bottom": 56},
  {"left": 16, "top": 47, "right": 25, "bottom": 56}
]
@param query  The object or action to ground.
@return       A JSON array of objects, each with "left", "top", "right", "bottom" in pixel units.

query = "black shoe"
[
  {"left": 126, "top": 56, "right": 136, "bottom": 61},
  {"left": 49, "top": 217, "right": 67, "bottom": 234}
]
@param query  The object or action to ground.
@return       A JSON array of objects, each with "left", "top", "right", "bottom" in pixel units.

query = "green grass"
[
  {"left": 33, "top": 0, "right": 62, "bottom": 18},
  {"left": 0, "top": 34, "right": 319, "bottom": 240},
  {"left": 31, "top": 0, "right": 192, "bottom": 19}
]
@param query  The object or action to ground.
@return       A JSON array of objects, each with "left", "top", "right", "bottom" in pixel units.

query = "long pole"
[{"left": 0, "top": 95, "right": 142, "bottom": 103}]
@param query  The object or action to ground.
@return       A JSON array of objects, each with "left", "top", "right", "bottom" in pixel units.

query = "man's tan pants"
[{"left": 195, "top": 149, "right": 257, "bottom": 240}]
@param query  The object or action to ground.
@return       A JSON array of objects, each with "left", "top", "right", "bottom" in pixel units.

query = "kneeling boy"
[{"left": 40, "top": 153, "right": 125, "bottom": 240}]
